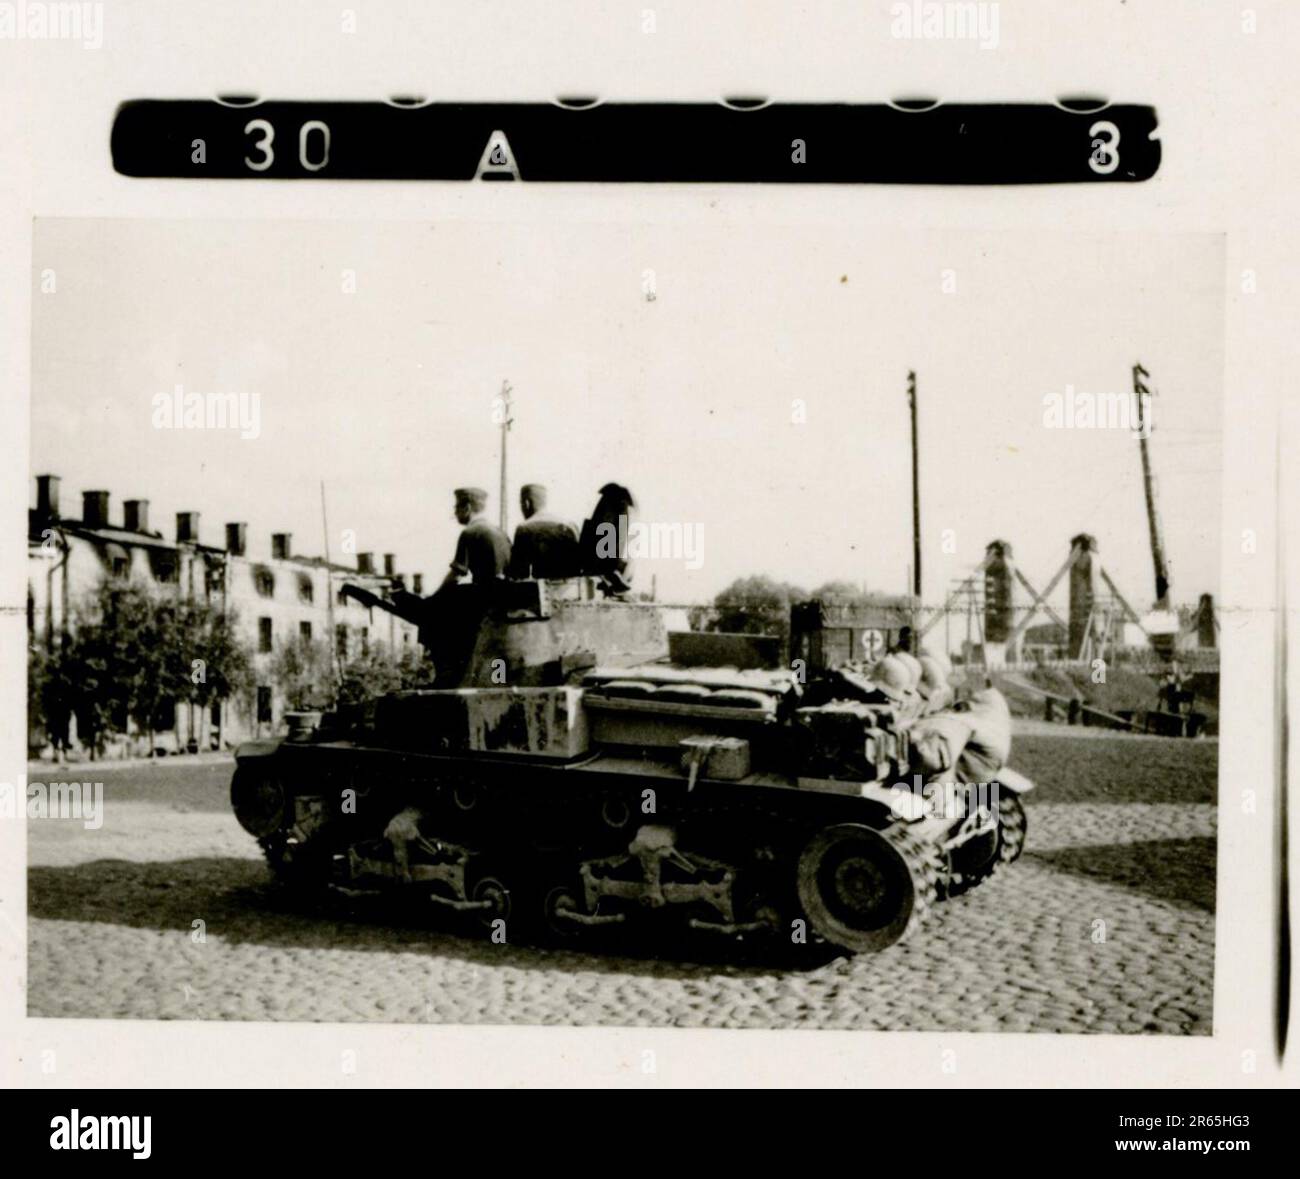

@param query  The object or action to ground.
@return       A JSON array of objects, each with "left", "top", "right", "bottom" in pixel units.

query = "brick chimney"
[
  {"left": 82, "top": 490, "right": 110, "bottom": 528},
  {"left": 35, "top": 474, "right": 60, "bottom": 520},
  {"left": 272, "top": 533, "right": 292, "bottom": 560},
  {"left": 226, "top": 522, "right": 247, "bottom": 556},
  {"left": 356, "top": 552, "right": 374, "bottom": 575},
  {"left": 412, "top": 573, "right": 424, "bottom": 594},
  {"left": 176, "top": 511, "right": 200, "bottom": 543},
  {"left": 123, "top": 499, "right": 150, "bottom": 533},
  {"left": 383, "top": 553, "right": 396, "bottom": 576}
]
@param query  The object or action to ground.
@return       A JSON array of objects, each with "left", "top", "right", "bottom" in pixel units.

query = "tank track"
[
  {"left": 941, "top": 788, "right": 1028, "bottom": 899},
  {"left": 884, "top": 823, "right": 945, "bottom": 943},
  {"left": 996, "top": 790, "right": 1028, "bottom": 864}
]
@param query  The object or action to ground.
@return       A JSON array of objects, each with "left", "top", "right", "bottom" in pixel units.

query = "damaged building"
[{"left": 27, "top": 474, "right": 420, "bottom": 758}]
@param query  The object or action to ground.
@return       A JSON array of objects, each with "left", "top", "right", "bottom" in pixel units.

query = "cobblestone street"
[{"left": 26, "top": 729, "right": 1216, "bottom": 1033}]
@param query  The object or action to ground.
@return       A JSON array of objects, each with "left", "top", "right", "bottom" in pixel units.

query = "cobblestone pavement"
[{"left": 25, "top": 731, "right": 1216, "bottom": 1033}]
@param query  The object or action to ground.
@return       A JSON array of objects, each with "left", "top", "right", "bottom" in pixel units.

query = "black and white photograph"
[
  {"left": 1, "top": 0, "right": 1296, "bottom": 1122},
  {"left": 24, "top": 219, "right": 1223, "bottom": 1034}
]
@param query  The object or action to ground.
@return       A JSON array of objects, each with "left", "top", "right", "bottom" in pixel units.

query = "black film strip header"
[{"left": 111, "top": 98, "right": 1159, "bottom": 184}]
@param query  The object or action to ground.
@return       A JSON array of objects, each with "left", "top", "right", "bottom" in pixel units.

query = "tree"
[
  {"left": 27, "top": 640, "right": 70, "bottom": 757},
  {"left": 268, "top": 637, "right": 335, "bottom": 711},
  {"left": 27, "top": 579, "right": 258, "bottom": 757},
  {"left": 40, "top": 580, "right": 169, "bottom": 756},
  {"left": 178, "top": 601, "right": 255, "bottom": 749},
  {"left": 808, "top": 581, "right": 911, "bottom": 611},
  {"left": 701, "top": 575, "right": 808, "bottom": 642},
  {"left": 337, "top": 642, "right": 434, "bottom": 706}
]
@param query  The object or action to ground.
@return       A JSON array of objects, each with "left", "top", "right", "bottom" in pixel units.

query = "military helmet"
[{"left": 869, "top": 654, "right": 913, "bottom": 702}]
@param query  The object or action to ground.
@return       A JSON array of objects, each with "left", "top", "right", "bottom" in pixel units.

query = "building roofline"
[{"left": 32, "top": 520, "right": 398, "bottom": 577}]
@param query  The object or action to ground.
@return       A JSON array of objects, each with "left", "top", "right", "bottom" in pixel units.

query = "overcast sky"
[{"left": 31, "top": 219, "right": 1223, "bottom": 610}]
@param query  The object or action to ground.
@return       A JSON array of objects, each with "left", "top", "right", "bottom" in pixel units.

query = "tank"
[{"left": 231, "top": 580, "right": 1033, "bottom": 957}]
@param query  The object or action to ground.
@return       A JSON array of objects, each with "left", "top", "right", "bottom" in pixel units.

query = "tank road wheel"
[
  {"left": 469, "top": 875, "right": 513, "bottom": 930},
  {"left": 600, "top": 793, "right": 632, "bottom": 832},
  {"left": 258, "top": 834, "right": 334, "bottom": 899},
  {"left": 796, "top": 823, "right": 940, "bottom": 954},
  {"left": 541, "top": 882, "right": 586, "bottom": 942}
]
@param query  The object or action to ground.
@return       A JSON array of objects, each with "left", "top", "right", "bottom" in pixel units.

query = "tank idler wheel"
[
  {"left": 796, "top": 823, "right": 940, "bottom": 955},
  {"left": 232, "top": 768, "right": 289, "bottom": 839}
]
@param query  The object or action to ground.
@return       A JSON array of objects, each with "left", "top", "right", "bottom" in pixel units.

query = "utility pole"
[
  {"left": 497, "top": 380, "right": 513, "bottom": 533},
  {"left": 907, "top": 370, "right": 922, "bottom": 610},
  {"left": 1132, "top": 363, "right": 1170, "bottom": 607}
]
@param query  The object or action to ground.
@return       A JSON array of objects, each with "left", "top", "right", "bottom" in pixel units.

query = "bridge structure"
[{"left": 915, "top": 536, "right": 1219, "bottom": 672}]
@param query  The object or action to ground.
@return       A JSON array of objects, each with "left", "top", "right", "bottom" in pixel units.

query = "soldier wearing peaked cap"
[
  {"left": 415, "top": 487, "right": 512, "bottom": 687},
  {"left": 438, "top": 487, "right": 512, "bottom": 590},
  {"left": 508, "top": 483, "right": 580, "bottom": 580}
]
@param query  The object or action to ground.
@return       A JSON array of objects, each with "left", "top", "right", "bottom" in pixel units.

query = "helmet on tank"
[{"left": 868, "top": 654, "right": 913, "bottom": 702}]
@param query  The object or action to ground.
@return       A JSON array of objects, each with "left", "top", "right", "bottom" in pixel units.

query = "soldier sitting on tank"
[
  {"left": 507, "top": 483, "right": 581, "bottom": 580},
  {"left": 418, "top": 486, "right": 512, "bottom": 687},
  {"left": 579, "top": 482, "right": 636, "bottom": 597}
]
